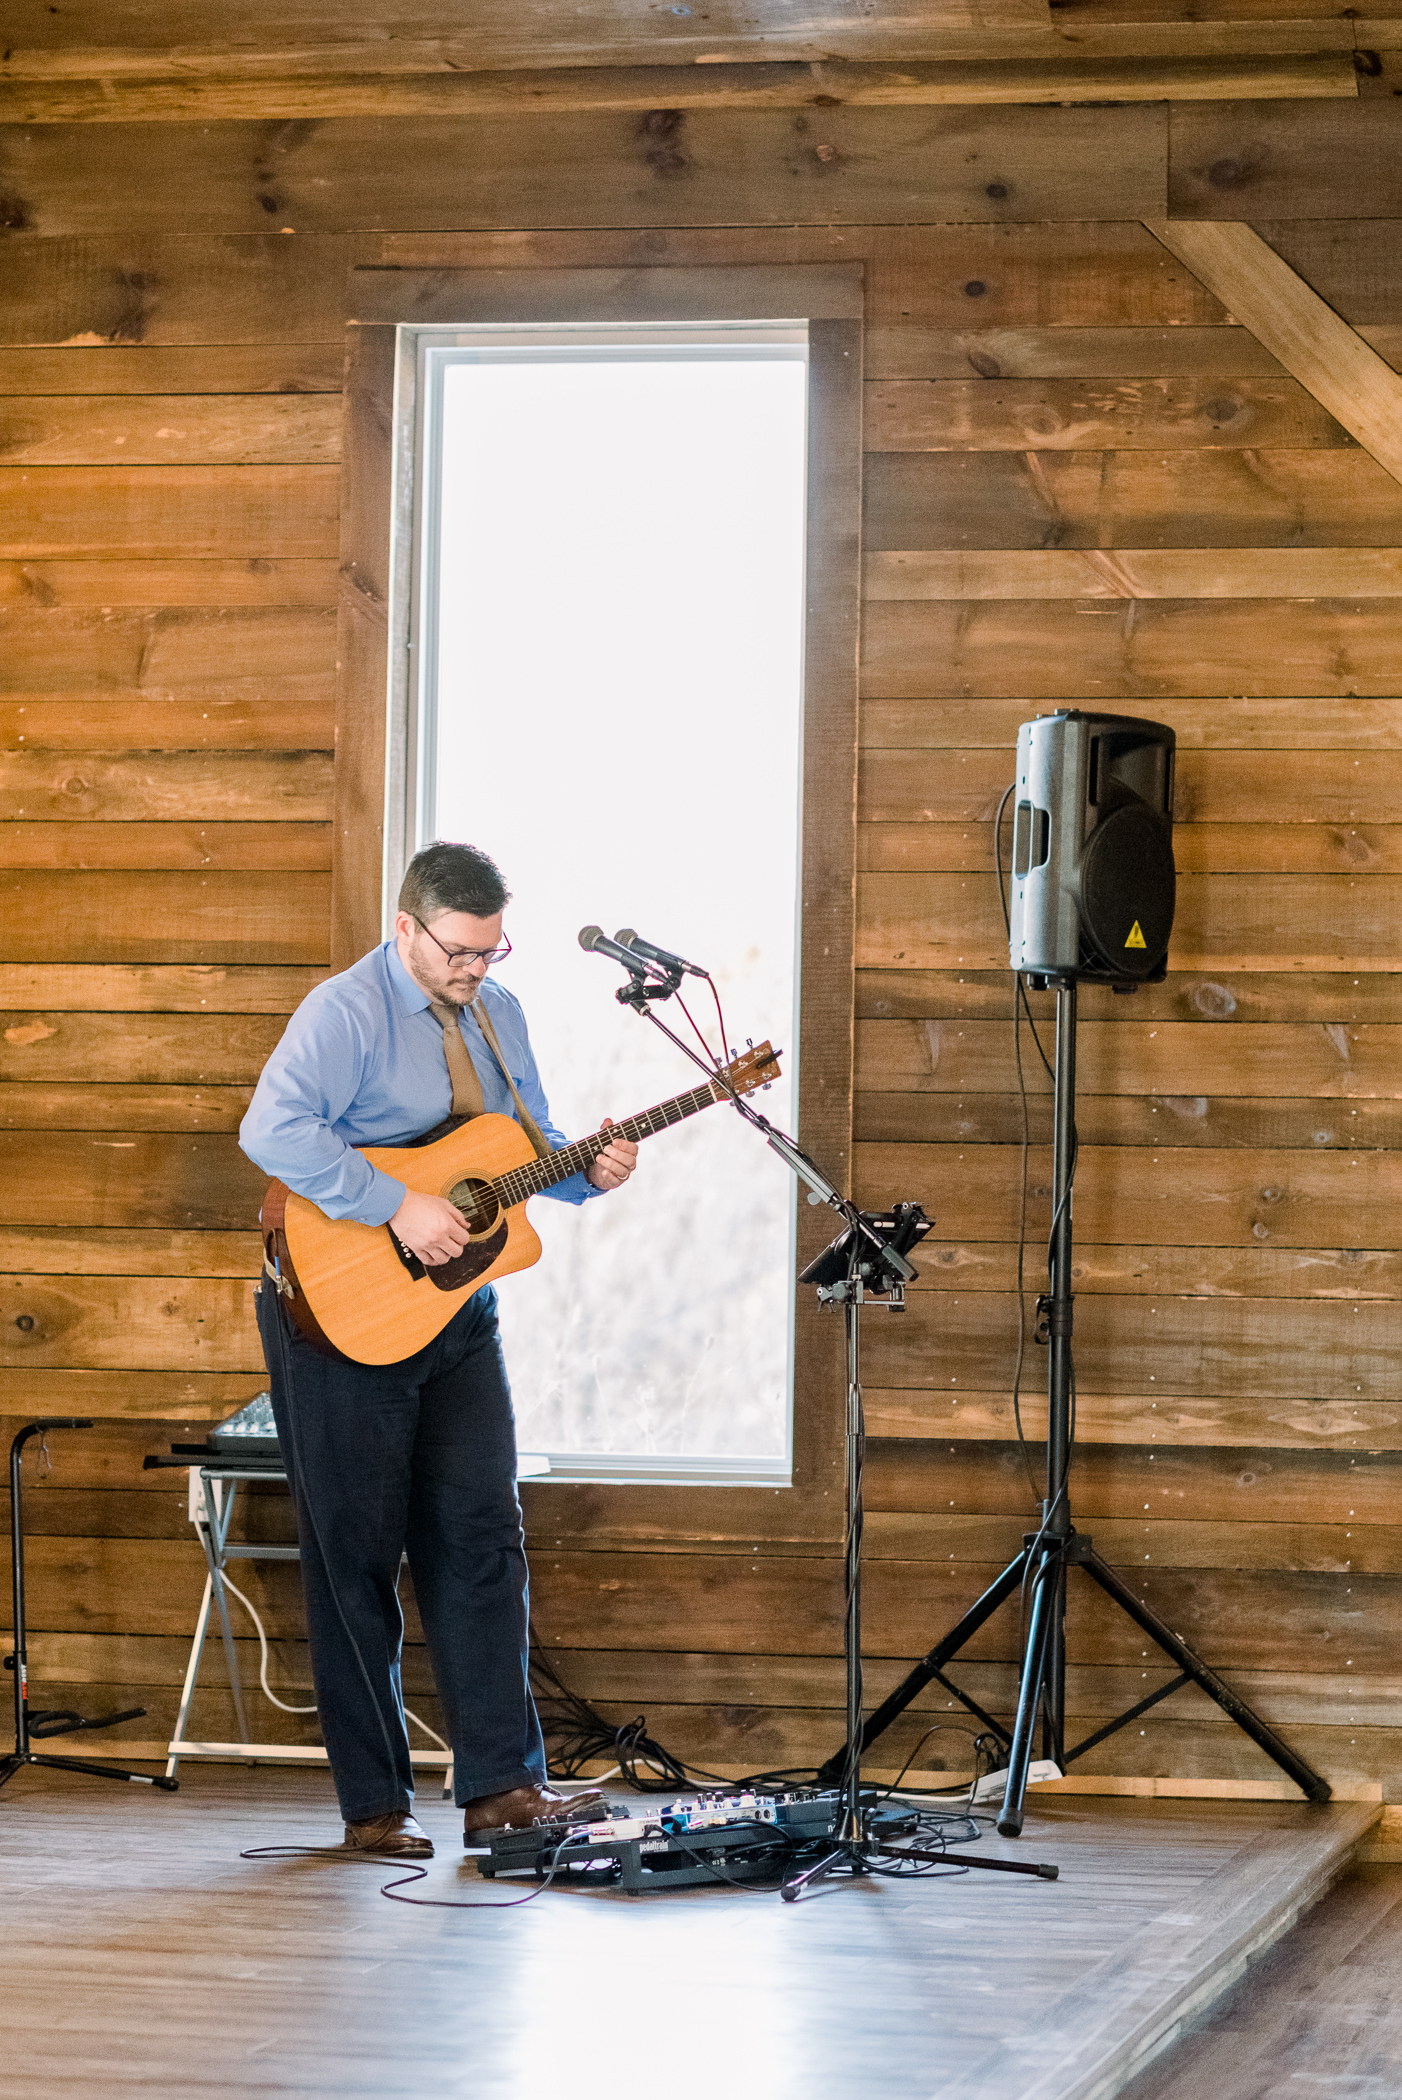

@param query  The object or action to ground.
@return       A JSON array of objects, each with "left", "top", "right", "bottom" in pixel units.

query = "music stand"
[{"left": 1, "top": 1420, "right": 179, "bottom": 1795}]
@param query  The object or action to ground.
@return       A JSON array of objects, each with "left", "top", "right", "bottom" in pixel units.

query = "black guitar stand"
[
  {"left": 816, "top": 982, "right": 1330, "bottom": 1837},
  {"left": 2, "top": 1419, "right": 178, "bottom": 1795}
]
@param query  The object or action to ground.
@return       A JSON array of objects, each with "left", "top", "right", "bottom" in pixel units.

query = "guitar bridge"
[{"left": 388, "top": 1231, "right": 427, "bottom": 1283}]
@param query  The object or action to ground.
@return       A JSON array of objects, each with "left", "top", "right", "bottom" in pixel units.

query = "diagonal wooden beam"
[{"left": 1144, "top": 218, "right": 1402, "bottom": 491}]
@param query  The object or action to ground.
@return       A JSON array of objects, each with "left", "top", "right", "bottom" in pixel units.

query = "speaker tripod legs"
[
  {"left": 996, "top": 1544, "right": 1063, "bottom": 1838},
  {"left": 826, "top": 1526, "right": 1332, "bottom": 1840},
  {"left": 816, "top": 967, "right": 1331, "bottom": 1827},
  {"left": 1078, "top": 1549, "right": 1331, "bottom": 1805}
]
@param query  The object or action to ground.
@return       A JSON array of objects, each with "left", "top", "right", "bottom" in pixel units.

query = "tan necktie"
[{"left": 428, "top": 1001, "right": 484, "bottom": 1118}]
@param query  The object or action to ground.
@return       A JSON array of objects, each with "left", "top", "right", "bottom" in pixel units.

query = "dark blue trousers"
[{"left": 255, "top": 1279, "right": 546, "bottom": 1823}]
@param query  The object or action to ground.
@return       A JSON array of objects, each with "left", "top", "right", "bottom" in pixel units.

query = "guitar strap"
[
  {"left": 468, "top": 1000, "right": 553, "bottom": 1162},
  {"left": 259, "top": 992, "right": 553, "bottom": 1359}
]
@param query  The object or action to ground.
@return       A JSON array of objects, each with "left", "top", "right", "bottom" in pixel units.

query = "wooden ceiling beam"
[
  {"left": 1145, "top": 220, "right": 1402, "bottom": 491},
  {"left": 0, "top": 51, "right": 1358, "bottom": 122}
]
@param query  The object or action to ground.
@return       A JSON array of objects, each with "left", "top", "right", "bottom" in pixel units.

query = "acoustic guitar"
[{"left": 263, "top": 1041, "right": 781, "bottom": 1365}]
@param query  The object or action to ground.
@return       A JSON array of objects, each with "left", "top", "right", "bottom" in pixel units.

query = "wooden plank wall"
[
  {"left": 0, "top": 101, "right": 1398, "bottom": 1792},
  {"left": 0, "top": 250, "right": 344, "bottom": 1749}
]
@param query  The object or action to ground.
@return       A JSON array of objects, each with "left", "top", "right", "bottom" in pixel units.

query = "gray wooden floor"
[
  {"left": 1121, "top": 1857, "right": 1402, "bottom": 2100},
  {"left": 0, "top": 1767, "right": 1377, "bottom": 2100}
]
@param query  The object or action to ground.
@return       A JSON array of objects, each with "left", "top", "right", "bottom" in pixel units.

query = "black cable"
[
  {"left": 992, "top": 788, "right": 1054, "bottom": 1510},
  {"left": 875, "top": 1720, "right": 985, "bottom": 1799},
  {"left": 864, "top": 1797, "right": 988, "bottom": 1880},
  {"left": 528, "top": 1636, "right": 694, "bottom": 1790},
  {"left": 530, "top": 1633, "right": 829, "bottom": 1796},
  {"left": 725, "top": 1765, "right": 824, "bottom": 1789},
  {"left": 1031, "top": 1119, "right": 1080, "bottom": 1560},
  {"left": 994, "top": 785, "right": 1052, "bottom": 1501},
  {"left": 870, "top": 1859, "right": 968, "bottom": 1880},
  {"left": 993, "top": 780, "right": 1016, "bottom": 924},
  {"left": 1016, "top": 977, "right": 1056, "bottom": 1087},
  {"left": 240, "top": 1834, "right": 575, "bottom": 1908},
  {"left": 1009, "top": 1048, "right": 1079, "bottom": 1621},
  {"left": 991, "top": 786, "right": 1083, "bottom": 1711},
  {"left": 379, "top": 1843, "right": 570, "bottom": 1909},
  {"left": 661, "top": 1819, "right": 804, "bottom": 1895},
  {"left": 1017, "top": 1107, "right": 1080, "bottom": 1653},
  {"left": 1009, "top": 975, "right": 1042, "bottom": 1501},
  {"left": 530, "top": 1644, "right": 708, "bottom": 1790},
  {"left": 992, "top": 783, "right": 1055, "bottom": 1085},
  {"left": 1016, "top": 1353, "right": 1079, "bottom": 1694}
]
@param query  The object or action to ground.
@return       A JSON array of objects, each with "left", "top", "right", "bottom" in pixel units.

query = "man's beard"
[
  {"left": 402, "top": 940, "right": 482, "bottom": 1011},
  {"left": 431, "top": 975, "right": 480, "bottom": 1011}
]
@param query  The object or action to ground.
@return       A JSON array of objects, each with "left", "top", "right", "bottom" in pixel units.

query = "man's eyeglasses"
[{"left": 412, "top": 916, "right": 512, "bottom": 969}]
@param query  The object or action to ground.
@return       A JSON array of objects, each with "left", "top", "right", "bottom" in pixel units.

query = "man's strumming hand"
[{"left": 390, "top": 1188, "right": 472, "bottom": 1265}]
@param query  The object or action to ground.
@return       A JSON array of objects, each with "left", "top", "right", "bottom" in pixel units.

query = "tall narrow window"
[{"left": 403, "top": 324, "right": 808, "bottom": 1484}]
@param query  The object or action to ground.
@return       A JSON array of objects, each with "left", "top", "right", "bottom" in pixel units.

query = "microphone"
[
  {"left": 614, "top": 928, "right": 709, "bottom": 979},
  {"left": 578, "top": 925, "right": 650, "bottom": 974}
]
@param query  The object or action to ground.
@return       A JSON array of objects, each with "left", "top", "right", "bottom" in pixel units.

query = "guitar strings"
[{"left": 487, "top": 1067, "right": 762, "bottom": 1211}]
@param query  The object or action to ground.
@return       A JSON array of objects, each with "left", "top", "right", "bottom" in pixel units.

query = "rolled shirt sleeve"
[{"left": 239, "top": 986, "right": 409, "bottom": 1225}]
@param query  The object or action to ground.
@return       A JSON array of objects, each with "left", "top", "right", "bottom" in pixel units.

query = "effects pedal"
[{"left": 477, "top": 1789, "right": 841, "bottom": 1893}]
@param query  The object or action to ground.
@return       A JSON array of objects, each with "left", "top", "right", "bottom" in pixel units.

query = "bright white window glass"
[{"left": 414, "top": 327, "right": 807, "bottom": 1484}]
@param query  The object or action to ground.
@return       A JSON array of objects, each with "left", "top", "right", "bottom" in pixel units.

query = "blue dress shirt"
[{"left": 239, "top": 940, "right": 598, "bottom": 1225}]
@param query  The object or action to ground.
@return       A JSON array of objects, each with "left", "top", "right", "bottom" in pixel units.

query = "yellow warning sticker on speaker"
[{"left": 1125, "top": 921, "right": 1147, "bottom": 949}]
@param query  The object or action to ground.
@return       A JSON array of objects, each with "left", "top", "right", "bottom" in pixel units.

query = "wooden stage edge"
[{"left": 0, "top": 1766, "right": 1383, "bottom": 2100}]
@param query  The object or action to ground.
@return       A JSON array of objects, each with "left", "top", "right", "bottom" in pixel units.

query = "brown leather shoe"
[
  {"left": 462, "top": 1783, "right": 611, "bottom": 1843},
  {"left": 344, "top": 1810, "right": 434, "bottom": 1858}
]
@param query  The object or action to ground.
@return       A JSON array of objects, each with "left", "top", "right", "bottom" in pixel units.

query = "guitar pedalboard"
[{"left": 475, "top": 1789, "right": 842, "bottom": 1893}]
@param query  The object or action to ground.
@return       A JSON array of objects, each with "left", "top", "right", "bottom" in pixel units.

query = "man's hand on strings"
[
  {"left": 390, "top": 1188, "right": 471, "bottom": 1265},
  {"left": 587, "top": 1117, "right": 639, "bottom": 1193}
]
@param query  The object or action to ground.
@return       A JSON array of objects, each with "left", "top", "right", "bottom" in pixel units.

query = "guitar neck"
[{"left": 488, "top": 1074, "right": 729, "bottom": 1209}]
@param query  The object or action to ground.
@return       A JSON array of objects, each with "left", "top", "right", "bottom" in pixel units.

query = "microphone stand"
[
  {"left": 595, "top": 954, "right": 1059, "bottom": 1898},
  {"left": 613, "top": 962, "right": 686, "bottom": 1013}
]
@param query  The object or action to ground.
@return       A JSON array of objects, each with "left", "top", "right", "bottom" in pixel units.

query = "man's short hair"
[{"left": 398, "top": 841, "right": 510, "bottom": 923}]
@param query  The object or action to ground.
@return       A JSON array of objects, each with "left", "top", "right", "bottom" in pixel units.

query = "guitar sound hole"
[{"left": 447, "top": 1178, "right": 500, "bottom": 1237}]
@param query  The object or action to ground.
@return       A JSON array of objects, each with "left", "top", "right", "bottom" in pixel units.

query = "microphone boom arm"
[{"left": 606, "top": 984, "right": 915, "bottom": 1282}]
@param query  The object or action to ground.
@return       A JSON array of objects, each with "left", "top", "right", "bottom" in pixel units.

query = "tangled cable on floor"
[{"left": 238, "top": 1837, "right": 575, "bottom": 1909}]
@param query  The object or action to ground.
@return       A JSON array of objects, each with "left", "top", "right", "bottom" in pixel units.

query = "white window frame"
[{"left": 384, "top": 319, "right": 810, "bottom": 1488}]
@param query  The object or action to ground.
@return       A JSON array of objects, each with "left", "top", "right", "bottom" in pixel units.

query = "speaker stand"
[{"left": 818, "top": 980, "right": 1331, "bottom": 1835}]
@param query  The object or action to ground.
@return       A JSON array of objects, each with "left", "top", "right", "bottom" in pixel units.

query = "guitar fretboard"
[{"left": 454, "top": 1075, "right": 725, "bottom": 1211}]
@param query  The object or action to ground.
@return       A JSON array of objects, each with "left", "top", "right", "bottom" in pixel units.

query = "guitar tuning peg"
[{"left": 746, "top": 1036, "right": 754, "bottom": 1048}]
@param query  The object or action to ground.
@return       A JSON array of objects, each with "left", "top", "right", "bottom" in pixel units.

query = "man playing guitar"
[{"left": 240, "top": 840, "right": 637, "bottom": 1858}]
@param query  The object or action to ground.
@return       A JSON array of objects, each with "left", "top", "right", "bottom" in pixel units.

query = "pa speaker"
[{"left": 1008, "top": 711, "right": 1176, "bottom": 988}]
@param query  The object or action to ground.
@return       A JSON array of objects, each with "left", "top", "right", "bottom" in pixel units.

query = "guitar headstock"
[{"left": 716, "top": 1041, "right": 782, "bottom": 1099}]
